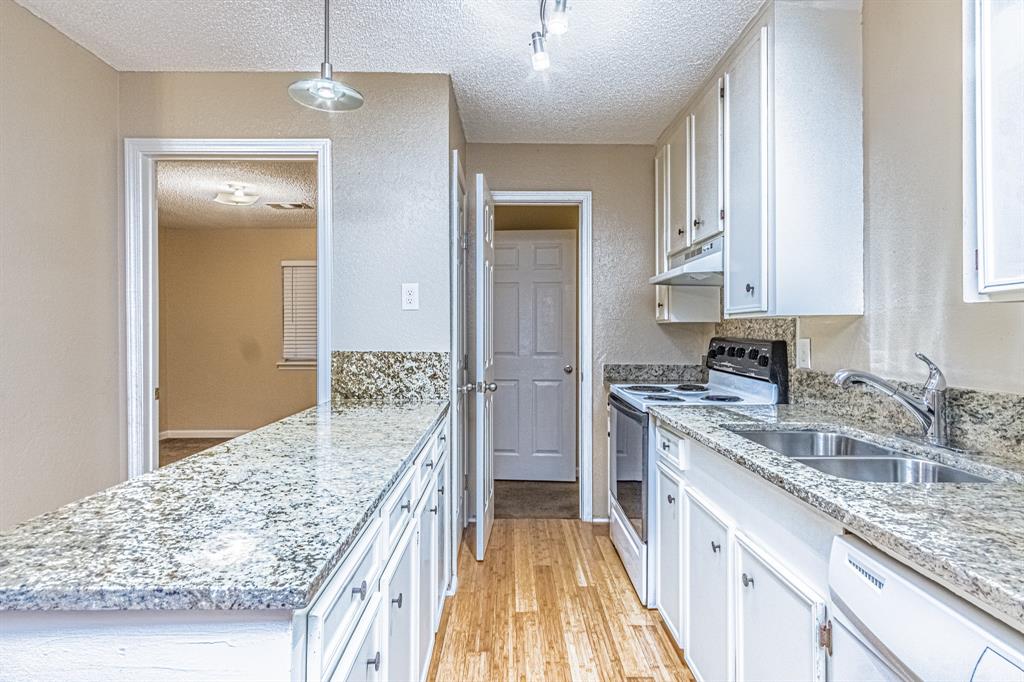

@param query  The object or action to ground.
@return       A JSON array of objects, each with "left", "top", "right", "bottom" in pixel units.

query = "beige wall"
[
  {"left": 0, "top": 0, "right": 121, "bottom": 529},
  {"left": 159, "top": 227, "right": 317, "bottom": 433},
  {"left": 799, "top": 0, "right": 1023, "bottom": 394},
  {"left": 466, "top": 143, "right": 713, "bottom": 516},
  {"left": 119, "top": 71, "right": 454, "bottom": 353}
]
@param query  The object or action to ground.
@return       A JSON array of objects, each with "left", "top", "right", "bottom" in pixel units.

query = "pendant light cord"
[
  {"left": 323, "top": 0, "right": 331, "bottom": 65},
  {"left": 539, "top": 0, "right": 548, "bottom": 36}
]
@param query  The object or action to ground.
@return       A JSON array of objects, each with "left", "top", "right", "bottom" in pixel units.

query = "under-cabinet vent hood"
[{"left": 649, "top": 236, "right": 723, "bottom": 286}]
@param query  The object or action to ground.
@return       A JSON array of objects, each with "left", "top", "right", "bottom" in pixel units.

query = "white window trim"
[{"left": 962, "top": 0, "right": 1024, "bottom": 302}]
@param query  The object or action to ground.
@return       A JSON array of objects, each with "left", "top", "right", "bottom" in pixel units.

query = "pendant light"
[{"left": 288, "top": 0, "right": 364, "bottom": 112}]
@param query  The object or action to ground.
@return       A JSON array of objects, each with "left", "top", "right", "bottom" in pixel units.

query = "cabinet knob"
[
  {"left": 693, "top": 218, "right": 705, "bottom": 228},
  {"left": 667, "top": 494, "right": 675, "bottom": 504},
  {"left": 391, "top": 592, "right": 404, "bottom": 608},
  {"left": 657, "top": 302, "right": 664, "bottom": 308},
  {"left": 710, "top": 541, "right": 721, "bottom": 553},
  {"left": 351, "top": 580, "right": 368, "bottom": 600},
  {"left": 438, "top": 484, "right": 445, "bottom": 496},
  {"left": 745, "top": 283, "right": 755, "bottom": 294},
  {"left": 425, "top": 459, "right": 434, "bottom": 470},
  {"left": 742, "top": 573, "right": 755, "bottom": 588},
  {"left": 439, "top": 433, "right": 447, "bottom": 443},
  {"left": 367, "top": 651, "right": 381, "bottom": 672},
  {"left": 677, "top": 228, "right": 685, "bottom": 235},
  {"left": 661, "top": 442, "right": 671, "bottom": 451},
  {"left": 430, "top": 505, "right": 438, "bottom": 514},
  {"left": 400, "top": 501, "right": 411, "bottom": 512}
]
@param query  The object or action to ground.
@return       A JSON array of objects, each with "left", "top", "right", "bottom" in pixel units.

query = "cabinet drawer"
[
  {"left": 656, "top": 426, "right": 687, "bottom": 469},
  {"left": 308, "top": 518, "right": 383, "bottom": 682},
  {"left": 382, "top": 468, "right": 416, "bottom": 545},
  {"left": 328, "top": 593, "right": 383, "bottom": 682},
  {"left": 415, "top": 440, "right": 438, "bottom": 499}
]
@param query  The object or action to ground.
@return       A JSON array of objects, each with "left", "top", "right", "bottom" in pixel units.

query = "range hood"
[{"left": 649, "top": 236, "right": 723, "bottom": 286}]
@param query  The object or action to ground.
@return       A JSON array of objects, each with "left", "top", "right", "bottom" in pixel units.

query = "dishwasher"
[{"left": 828, "top": 535, "right": 1024, "bottom": 681}]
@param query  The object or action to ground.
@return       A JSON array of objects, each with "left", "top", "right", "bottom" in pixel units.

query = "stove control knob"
[
  {"left": 748, "top": 349, "right": 760, "bottom": 361},
  {"left": 735, "top": 347, "right": 747, "bottom": 359},
  {"left": 716, "top": 345, "right": 727, "bottom": 356},
  {"left": 727, "top": 346, "right": 736, "bottom": 357},
  {"left": 758, "top": 355, "right": 770, "bottom": 367}
]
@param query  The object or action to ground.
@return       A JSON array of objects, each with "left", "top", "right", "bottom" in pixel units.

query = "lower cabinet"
[
  {"left": 434, "top": 457, "right": 450, "bottom": 628},
  {"left": 330, "top": 594, "right": 384, "bottom": 682},
  {"left": 735, "top": 534, "right": 827, "bottom": 682},
  {"left": 655, "top": 463, "right": 685, "bottom": 646},
  {"left": 415, "top": 479, "right": 439, "bottom": 678},
  {"left": 685, "top": 488, "right": 735, "bottom": 682},
  {"left": 381, "top": 524, "right": 417, "bottom": 682}
]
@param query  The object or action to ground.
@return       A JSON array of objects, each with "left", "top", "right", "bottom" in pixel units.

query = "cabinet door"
[
  {"left": 735, "top": 534, "right": 827, "bottom": 682},
  {"left": 416, "top": 486, "right": 439, "bottom": 677},
  {"left": 382, "top": 526, "right": 416, "bottom": 682},
  {"left": 686, "top": 489, "right": 733, "bottom": 682},
  {"left": 655, "top": 285, "right": 671, "bottom": 322},
  {"left": 434, "top": 458, "right": 449, "bottom": 627},
  {"left": 655, "top": 464, "right": 685, "bottom": 647},
  {"left": 668, "top": 123, "right": 689, "bottom": 254},
  {"left": 330, "top": 595, "right": 383, "bottom": 682},
  {"left": 725, "top": 25, "right": 769, "bottom": 314},
  {"left": 692, "top": 80, "right": 723, "bottom": 244},
  {"left": 655, "top": 145, "right": 669, "bottom": 274}
]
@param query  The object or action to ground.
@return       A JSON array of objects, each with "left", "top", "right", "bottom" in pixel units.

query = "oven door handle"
[{"left": 609, "top": 393, "right": 648, "bottom": 422}]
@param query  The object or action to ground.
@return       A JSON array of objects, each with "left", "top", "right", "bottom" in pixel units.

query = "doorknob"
[
  {"left": 563, "top": 365, "right": 574, "bottom": 374},
  {"left": 457, "top": 383, "right": 475, "bottom": 394},
  {"left": 484, "top": 382, "right": 498, "bottom": 393}
]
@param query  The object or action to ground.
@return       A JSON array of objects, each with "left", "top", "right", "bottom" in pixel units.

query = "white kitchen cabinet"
[
  {"left": 668, "top": 123, "right": 690, "bottom": 255},
  {"left": 691, "top": 80, "right": 723, "bottom": 245},
  {"left": 735, "top": 533, "right": 828, "bottom": 682},
  {"left": 655, "top": 462, "right": 685, "bottom": 648},
  {"left": 434, "top": 456, "right": 450, "bottom": 627},
  {"left": 415, "top": 481, "right": 439, "bottom": 678},
  {"left": 723, "top": 24, "right": 769, "bottom": 315},
  {"left": 685, "top": 488, "right": 734, "bottom": 682},
  {"left": 655, "top": 145, "right": 670, "bottom": 274},
  {"left": 381, "top": 523, "right": 417, "bottom": 682},
  {"left": 655, "top": 284, "right": 721, "bottom": 324},
  {"left": 329, "top": 593, "right": 383, "bottom": 682}
]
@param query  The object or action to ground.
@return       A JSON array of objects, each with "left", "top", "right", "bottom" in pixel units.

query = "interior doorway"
[{"left": 491, "top": 205, "right": 579, "bottom": 518}]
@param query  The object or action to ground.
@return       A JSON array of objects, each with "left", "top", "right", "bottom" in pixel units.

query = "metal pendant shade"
[{"left": 289, "top": 0, "right": 364, "bottom": 112}]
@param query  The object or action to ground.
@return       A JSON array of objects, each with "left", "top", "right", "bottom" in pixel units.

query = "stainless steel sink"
[{"left": 731, "top": 430, "right": 992, "bottom": 483}]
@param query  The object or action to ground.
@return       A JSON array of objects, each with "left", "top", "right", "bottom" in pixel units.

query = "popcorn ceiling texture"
[
  {"left": 331, "top": 351, "right": 449, "bottom": 402},
  {"left": 15, "top": 0, "right": 762, "bottom": 144}
]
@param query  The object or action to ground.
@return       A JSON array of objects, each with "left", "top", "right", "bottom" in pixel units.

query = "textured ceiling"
[
  {"left": 157, "top": 160, "right": 316, "bottom": 230},
  {"left": 16, "top": 0, "right": 762, "bottom": 144}
]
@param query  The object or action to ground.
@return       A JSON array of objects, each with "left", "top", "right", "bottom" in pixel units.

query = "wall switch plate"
[
  {"left": 401, "top": 283, "right": 419, "bottom": 310},
  {"left": 796, "top": 338, "right": 812, "bottom": 369}
]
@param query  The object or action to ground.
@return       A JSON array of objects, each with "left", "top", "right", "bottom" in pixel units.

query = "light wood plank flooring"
[
  {"left": 158, "top": 438, "right": 229, "bottom": 467},
  {"left": 429, "top": 519, "right": 694, "bottom": 682}
]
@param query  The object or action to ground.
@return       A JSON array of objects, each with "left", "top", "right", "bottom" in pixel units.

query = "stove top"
[
  {"left": 622, "top": 385, "right": 670, "bottom": 393},
  {"left": 675, "top": 383, "right": 708, "bottom": 392},
  {"left": 702, "top": 394, "right": 743, "bottom": 403}
]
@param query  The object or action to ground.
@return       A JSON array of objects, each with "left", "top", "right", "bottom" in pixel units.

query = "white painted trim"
[
  {"left": 449, "top": 149, "right": 467, "bottom": 591},
  {"left": 159, "top": 430, "right": 248, "bottom": 440},
  {"left": 125, "top": 138, "right": 333, "bottom": 479},
  {"left": 489, "top": 190, "right": 594, "bottom": 523}
]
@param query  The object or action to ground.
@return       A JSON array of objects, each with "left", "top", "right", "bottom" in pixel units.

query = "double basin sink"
[{"left": 731, "top": 430, "right": 992, "bottom": 484}]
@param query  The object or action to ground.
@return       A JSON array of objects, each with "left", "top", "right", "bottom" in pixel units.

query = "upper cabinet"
[{"left": 655, "top": 0, "right": 864, "bottom": 318}]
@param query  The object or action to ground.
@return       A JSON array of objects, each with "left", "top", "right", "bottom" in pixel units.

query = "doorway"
[
  {"left": 491, "top": 205, "right": 579, "bottom": 518},
  {"left": 124, "top": 138, "right": 333, "bottom": 477}
]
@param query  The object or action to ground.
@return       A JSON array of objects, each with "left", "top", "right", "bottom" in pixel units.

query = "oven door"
[{"left": 609, "top": 394, "right": 649, "bottom": 542}]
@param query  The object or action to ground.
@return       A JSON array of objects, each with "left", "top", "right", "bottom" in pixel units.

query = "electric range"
[{"left": 607, "top": 337, "right": 789, "bottom": 605}]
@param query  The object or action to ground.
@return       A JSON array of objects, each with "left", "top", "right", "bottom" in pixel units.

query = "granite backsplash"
[{"left": 331, "top": 351, "right": 449, "bottom": 402}]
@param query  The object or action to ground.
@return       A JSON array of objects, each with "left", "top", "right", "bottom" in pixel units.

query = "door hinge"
[
  {"left": 975, "top": 248, "right": 979, "bottom": 271},
  {"left": 818, "top": 620, "right": 833, "bottom": 656},
  {"left": 720, "top": 208, "right": 725, "bottom": 220},
  {"left": 720, "top": 85, "right": 725, "bottom": 99},
  {"left": 154, "top": 387, "right": 160, "bottom": 400}
]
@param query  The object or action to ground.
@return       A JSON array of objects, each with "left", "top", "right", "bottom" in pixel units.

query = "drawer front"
[
  {"left": 308, "top": 519, "right": 383, "bottom": 682},
  {"left": 383, "top": 468, "right": 416, "bottom": 544},
  {"left": 656, "top": 427, "right": 684, "bottom": 469},
  {"left": 415, "top": 439, "right": 438, "bottom": 498},
  {"left": 328, "top": 593, "right": 383, "bottom": 682}
]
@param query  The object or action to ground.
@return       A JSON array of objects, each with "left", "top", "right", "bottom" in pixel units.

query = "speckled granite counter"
[
  {"left": 648, "top": 403, "right": 1024, "bottom": 631},
  {"left": 0, "top": 400, "right": 448, "bottom": 611}
]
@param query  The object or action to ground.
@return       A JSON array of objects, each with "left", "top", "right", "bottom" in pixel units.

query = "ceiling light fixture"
[
  {"left": 531, "top": 32, "right": 550, "bottom": 72},
  {"left": 548, "top": 0, "right": 569, "bottom": 35},
  {"left": 214, "top": 183, "right": 260, "bottom": 206},
  {"left": 288, "top": 0, "right": 364, "bottom": 112},
  {"left": 530, "top": 0, "right": 567, "bottom": 72}
]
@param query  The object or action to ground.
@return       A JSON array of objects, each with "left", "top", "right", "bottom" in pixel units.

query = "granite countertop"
[
  {"left": 648, "top": 403, "right": 1024, "bottom": 631},
  {"left": 0, "top": 400, "right": 449, "bottom": 612}
]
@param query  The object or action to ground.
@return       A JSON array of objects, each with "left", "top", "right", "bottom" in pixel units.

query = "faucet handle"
[{"left": 914, "top": 353, "right": 947, "bottom": 391}]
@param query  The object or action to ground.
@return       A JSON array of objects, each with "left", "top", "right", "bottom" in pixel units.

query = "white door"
[
  {"left": 473, "top": 173, "right": 496, "bottom": 560},
  {"left": 656, "top": 463, "right": 685, "bottom": 647},
  {"left": 492, "top": 229, "right": 577, "bottom": 482},
  {"left": 686, "top": 488, "right": 734, "bottom": 682},
  {"left": 692, "top": 79, "right": 723, "bottom": 244},
  {"left": 735, "top": 533, "right": 828, "bottom": 682},
  {"left": 725, "top": 25, "right": 770, "bottom": 315}
]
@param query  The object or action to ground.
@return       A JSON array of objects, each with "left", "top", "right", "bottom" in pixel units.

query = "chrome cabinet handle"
[
  {"left": 391, "top": 592, "right": 403, "bottom": 608},
  {"left": 351, "top": 580, "right": 368, "bottom": 600},
  {"left": 742, "top": 573, "right": 755, "bottom": 588},
  {"left": 367, "top": 652, "right": 381, "bottom": 672},
  {"left": 710, "top": 541, "right": 721, "bottom": 553},
  {"left": 667, "top": 494, "right": 675, "bottom": 504},
  {"left": 400, "top": 501, "right": 411, "bottom": 512}
]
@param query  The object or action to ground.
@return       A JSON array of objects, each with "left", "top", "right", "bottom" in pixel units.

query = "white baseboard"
[
  {"left": 591, "top": 517, "right": 610, "bottom": 524},
  {"left": 159, "top": 430, "right": 247, "bottom": 441}
]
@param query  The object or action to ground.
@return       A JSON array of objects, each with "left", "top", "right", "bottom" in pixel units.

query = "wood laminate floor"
[
  {"left": 429, "top": 519, "right": 694, "bottom": 682},
  {"left": 158, "top": 438, "right": 229, "bottom": 467}
]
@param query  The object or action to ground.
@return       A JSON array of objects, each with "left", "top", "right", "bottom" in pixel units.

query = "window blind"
[{"left": 282, "top": 261, "right": 317, "bottom": 362}]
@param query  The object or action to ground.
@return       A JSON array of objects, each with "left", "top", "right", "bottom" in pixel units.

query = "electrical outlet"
[
  {"left": 796, "top": 338, "right": 812, "bottom": 369},
  {"left": 402, "top": 283, "right": 419, "bottom": 310}
]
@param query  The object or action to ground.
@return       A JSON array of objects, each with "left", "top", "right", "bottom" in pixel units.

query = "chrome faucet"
[{"left": 832, "top": 353, "right": 948, "bottom": 446}]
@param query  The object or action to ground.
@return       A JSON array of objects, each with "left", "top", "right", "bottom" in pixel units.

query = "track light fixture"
[{"left": 530, "top": 0, "right": 568, "bottom": 72}]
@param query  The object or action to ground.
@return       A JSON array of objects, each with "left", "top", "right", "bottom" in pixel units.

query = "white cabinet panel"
[
  {"left": 685, "top": 489, "right": 733, "bottom": 682},
  {"left": 381, "top": 525, "right": 417, "bottom": 682},
  {"left": 724, "top": 25, "right": 769, "bottom": 315},
  {"left": 655, "top": 463, "right": 685, "bottom": 647},
  {"left": 692, "top": 82, "right": 723, "bottom": 245},
  {"left": 736, "top": 533, "right": 827, "bottom": 682},
  {"left": 655, "top": 145, "right": 670, "bottom": 274},
  {"left": 668, "top": 124, "right": 690, "bottom": 254},
  {"left": 434, "top": 457, "right": 450, "bottom": 627},
  {"left": 416, "top": 484, "right": 439, "bottom": 677},
  {"left": 330, "top": 595, "right": 383, "bottom": 682}
]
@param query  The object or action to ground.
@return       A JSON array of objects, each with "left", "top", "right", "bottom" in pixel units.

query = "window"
[
  {"left": 963, "top": 0, "right": 1024, "bottom": 302},
  {"left": 280, "top": 260, "right": 317, "bottom": 367}
]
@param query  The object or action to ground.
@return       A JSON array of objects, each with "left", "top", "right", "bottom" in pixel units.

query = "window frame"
[{"left": 278, "top": 259, "right": 318, "bottom": 369}]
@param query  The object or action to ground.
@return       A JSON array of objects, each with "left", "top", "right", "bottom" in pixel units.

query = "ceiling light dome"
[
  {"left": 289, "top": 0, "right": 364, "bottom": 113},
  {"left": 214, "top": 183, "right": 260, "bottom": 206}
]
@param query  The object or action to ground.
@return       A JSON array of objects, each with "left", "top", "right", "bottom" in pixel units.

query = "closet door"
[
  {"left": 724, "top": 25, "right": 770, "bottom": 314},
  {"left": 691, "top": 80, "right": 724, "bottom": 245}
]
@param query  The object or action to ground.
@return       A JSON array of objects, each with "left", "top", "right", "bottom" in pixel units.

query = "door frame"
[
  {"left": 124, "top": 138, "right": 333, "bottom": 477},
  {"left": 489, "top": 190, "right": 593, "bottom": 522},
  {"left": 448, "top": 149, "right": 467, "bottom": 591}
]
